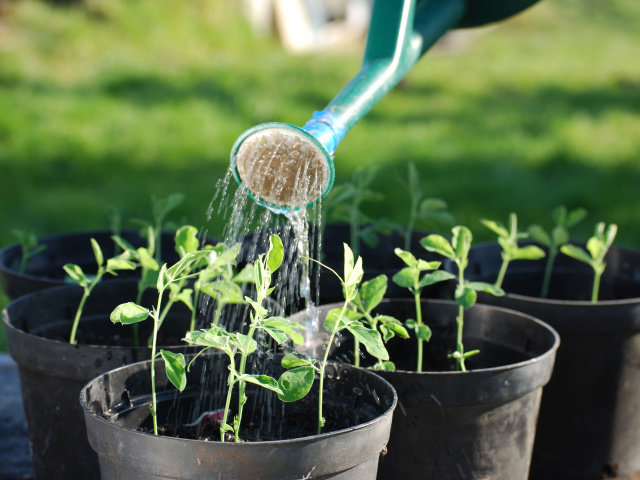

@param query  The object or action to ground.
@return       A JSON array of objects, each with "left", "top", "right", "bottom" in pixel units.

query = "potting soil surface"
[{"left": 2, "top": 352, "right": 640, "bottom": 480}]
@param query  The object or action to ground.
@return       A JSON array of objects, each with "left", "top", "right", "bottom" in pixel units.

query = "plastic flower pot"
[
  {"left": 461, "top": 242, "right": 640, "bottom": 479},
  {"left": 80, "top": 354, "right": 397, "bottom": 480},
  {"left": 290, "top": 299, "right": 559, "bottom": 479},
  {"left": 0, "top": 230, "right": 184, "bottom": 300},
  {"left": 2, "top": 279, "right": 254, "bottom": 480}
]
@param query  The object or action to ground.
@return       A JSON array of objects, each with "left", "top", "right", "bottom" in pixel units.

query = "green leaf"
[
  {"left": 528, "top": 225, "right": 550, "bottom": 246},
  {"left": 346, "top": 323, "right": 389, "bottom": 361},
  {"left": 153, "top": 193, "right": 185, "bottom": 219},
  {"left": 110, "top": 302, "right": 150, "bottom": 324},
  {"left": 233, "top": 264, "right": 256, "bottom": 284},
  {"left": 371, "top": 361, "right": 396, "bottom": 371},
  {"left": 266, "top": 234, "right": 284, "bottom": 273},
  {"left": 420, "top": 234, "right": 455, "bottom": 259},
  {"left": 238, "top": 374, "right": 283, "bottom": 395},
  {"left": 235, "top": 333, "right": 257, "bottom": 355},
  {"left": 63, "top": 263, "right": 87, "bottom": 286},
  {"left": 415, "top": 324, "right": 432, "bottom": 341},
  {"left": 106, "top": 257, "right": 137, "bottom": 273},
  {"left": 174, "top": 225, "right": 200, "bottom": 256},
  {"left": 378, "top": 316, "right": 410, "bottom": 340},
  {"left": 357, "top": 275, "right": 387, "bottom": 312},
  {"left": 138, "top": 247, "right": 160, "bottom": 271},
  {"left": 165, "top": 251, "right": 210, "bottom": 282},
  {"left": 394, "top": 248, "right": 417, "bottom": 267},
  {"left": 551, "top": 226, "right": 569, "bottom": 247},
  {"left": 467, "top": 281, "right": 505, "bottom": 297},
  {"left": 480, "top": 219, "right": 508, "bottom": 238},
  {"left": 419, "top": 198, "right": 448, "bottom": 213},
  {"left": 452, "top": 226, "right": 472, "bottom": 260},
  {"left": 201, "top": 280, "right": 245, "bottom": 305},
  {"left": 281, "top": 353, "right": 315, "bottom": 369},
  {"left": 184, "top": 328, "right": 231, "bottom": 352},
  {"left": 262, "top": 317, "right": 305, "bottom": 345},
  {"left": 463, "top": 349, "right": 480, "bottom": 359},
  {"left": 561, "top": 244, "right": 593, "bottom": 265},
  {"left": 160, "top": 350, "right": 187, "bottom": 392},
  {"left": 455, "top": 285, "right": 477, "bottom": 308},
  {"left": 418, "top": 270, "right": 456, "bottom": 288},
  {"left": 90, "top": 238, "right": 104, "bottom": 267},
  {"left": 324, "top": 308, "right": 361, "bottom": 332},
  {"left": 392, "top": 268, "right": 417, "bottom": 288},
  {"left": 566, "top": 208, "right": 588, "bottom": 228},
  {"left": 277, "top": 366, "right": 315, "bottom": 402},
  {"left": 512, "top": 245, "right": 546, "bottom": 261},
  {"left": 343, "top": 244, "right": 364, "bottom": 288}
]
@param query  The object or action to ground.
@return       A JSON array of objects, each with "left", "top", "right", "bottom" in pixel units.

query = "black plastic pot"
[
  {"left": 290, "top": 299, "right": 559, "bottom": 479},
  {"left": 0, "top": 229, "right": 199, "bottom": 300},
  {"left": 2, "top": 280, "right": 207, "bottom": 480},
  {"left": 81, "top": 354, "right": 397, "bottom": 480},
  {"left": 461, "top": 242, "right": 640, "bottom": 479}
]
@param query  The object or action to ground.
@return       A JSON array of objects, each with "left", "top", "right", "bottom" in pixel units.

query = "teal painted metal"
[{"left": 232, "top": 0, "right": 542, "bottom": 210}]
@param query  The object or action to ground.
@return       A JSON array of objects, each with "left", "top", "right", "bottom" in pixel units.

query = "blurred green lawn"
[{"left": 1, "top": 0, "right": 639, "bottom": 349}]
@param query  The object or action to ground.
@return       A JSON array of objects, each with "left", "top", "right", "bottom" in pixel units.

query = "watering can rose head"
[{"left": 231, "top": 122, "right": 334, "bottom": 212}]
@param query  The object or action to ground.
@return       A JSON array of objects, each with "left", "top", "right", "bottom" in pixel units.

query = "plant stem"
[
  {"left": 150, "top": 289, "right": 165, "bottom": 436},
  {"left": 592, "top": 271, "right": 602, "bottom": 303},
  {"left": 495, "top": 255, "right": 510, "bottom": 289},
  {"left": 414, "top": 291, "right": 423, "bottom": 373},
  {"left": 235, "top": 323, "right": 257, "bottom": 442},
  {"left": 69, "top": 269, "right": 103, "bottom": 344},
  {"left": 540, "top": 249, "right": 557, "bottom": 299},
  {"left": 220, "top": 355, "right": 236, "bottom": 442},
  {"left": 317, "top": 302, "right": 347, "bottom": 435},
  {"left": 456, "top": 303, "right": 466, "bottom": 372}
]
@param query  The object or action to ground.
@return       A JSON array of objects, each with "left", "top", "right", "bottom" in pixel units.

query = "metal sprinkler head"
[{"left": 231, "top": 122, "right": 335, "bottom": 212}]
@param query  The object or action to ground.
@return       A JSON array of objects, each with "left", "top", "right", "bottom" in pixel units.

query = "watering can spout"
[{"left": 231, "top": 0, "right": 541, "bottom": 211}]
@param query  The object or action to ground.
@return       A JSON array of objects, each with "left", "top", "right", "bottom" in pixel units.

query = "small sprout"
[
  {"left": 404, "top": 163, "right": 454, "bottom": 251},
  {"left": 183, "top": 235, "right": 309, "bottom": 442},
  {"left": 481, "top": 213, "right": 546, "bottom": 289},
  {"left": 560, "top": 222, "right": 617, "bottom": 303},
  {"left": 421, "top": 226, "right": 504, "bottom": 371},
  {"left": 392, "top": 248, "right": 455, "bottom": 372},
  {"left": 65, "top": 238, "right": 136, "bottom": 344},
  {"left": 528, "top": 206, "right": 588, "bottom": 298},
  {"left": 11, "top": 229, "right": 46, "bottom": 274}
]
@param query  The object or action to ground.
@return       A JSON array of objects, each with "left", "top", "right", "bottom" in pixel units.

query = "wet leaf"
[
  {"left": 160, "top": 350, "right": 186, "bottom": 392},
  {"left": 111, "top": 302, "right": 149, "bottom": 324},
  {"left": 277, "top": 366, "right": 315, "bottom": 402}
]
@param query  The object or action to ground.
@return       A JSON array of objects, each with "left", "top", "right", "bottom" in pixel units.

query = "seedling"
[
  {"left": 403, "top": 163, "right": 454, "bottom": 251},
  {"left": 301, "top": 243, "right": 390, "bottom": 433},
  {"left": 330, "top": 273, "right": 409, "bottom": 370},
  {"left": 481, "top": 213, "right": 546, "bottom": 289},
  {"left": 560, "top": 222, "right": 617, "bottom": 302},
  {"left": 528, "top": 206, "right": 588, "bottom": 298},
  {"left": 11, "top": 229, "right": 46, "bottom": 274},
  {"left": 321, "top": 167, "right": 393, "bottom": 258},
  {"left": 392, "top": 248, "right": 455, "bottom": 372},
  {"left": 64, "top": 238, "right": 136, "bottom": 344},
  {"left": 182, "top": 235, "right": 311, "bottom": 442},
  {"left": 421, "top": 226, "right": 504, "bottom": 371},
  {"left": 110, "top": 248, "right": 210, "bottom": 435}
]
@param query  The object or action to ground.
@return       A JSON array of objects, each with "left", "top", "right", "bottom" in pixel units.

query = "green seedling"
[
  {"left": 183, "top": 235, "right": 311, "bottom": 442},
  {"left": 560, "top": 222, "right": 617, "bottom": 303},
  {"left": 528, "top": 206, "right": 588, "bottom": 298},
  {"left": 195, "top": 242, "right": 255, "bottom": 329},
  {"left": 422, "top": 226, "right": 504, "bottom": 371},
  {"left": 300, "top": 243, "right": 389, "bottom": 434},
  {"left": 392, "top": 248, "right": 456, "bottom": 372},
  {"left": 110, "top": 248, "right": 211, "bottom": 435},
  {"left": 481, "top": 213, "right": 546, "bottom": 289},
  {"left": 321, "top": 167, "right": 394, "bottom": 258},
  {"left": 346, "top": 274, "right": 409, "bottom": 370},
  {"left": 64, "top": 238, "right": 136, "bottom": 344},
  {"left": 11, "top": 229, "right": 46, "bottom": 274},
  {"left": 403, "top": 163, "right": 454, "bottom": 251}
]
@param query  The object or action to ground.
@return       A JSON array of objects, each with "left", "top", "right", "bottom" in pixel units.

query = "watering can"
[{"left": 231, "top": 0, "right": 540, "bottom": 212}]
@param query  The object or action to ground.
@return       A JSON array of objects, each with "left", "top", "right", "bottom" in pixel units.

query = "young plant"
[
  {"left": 302, "top": 243, "right": 390, "bottom": 433},
  {"left": 421, "top": 226, "right": 504, "bottom": 371},
  {"left": 403, "top": 163, "right": 454, "bottom": 251},
  {"left": 560, "top": 222, "right": 617, "bottom": 303},
  {"left": 528, "top": 206, "right": 588, "bottom": 298},
  {"left": 330, "top": 274, "right": 409, "bottom": 370},
  {"left": 11, "top": 229, "right": 46, "bottom": 274},
  {"left": 183, "top": 235, "right": 311, "bottom": 442},
  {"left": 63, "top": 239, "right": 137, "bottom": 344},
  {"left": 392, "top": 248, "right": 456, "bottom": 372},
  {"left": 110, "top": 248, "right": 211, "bottom": 435},
  {"left": 481, "top": 213, "right": 546, "bottom": 289}
]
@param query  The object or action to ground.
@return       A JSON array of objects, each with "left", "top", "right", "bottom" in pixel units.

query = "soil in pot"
[
  {"left": 290, "top": 299, "right": 559, "bottom": 480},
  {"left": 81, "top": 354, "right": 397, "bottom": 480},
  {"left": 461, "top": 242, "right": 640, "bottom": 479}
]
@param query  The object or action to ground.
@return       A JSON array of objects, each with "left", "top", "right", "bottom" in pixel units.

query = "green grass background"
[{"left": 1, "top": 0, "right": 639, "bottom": 349}]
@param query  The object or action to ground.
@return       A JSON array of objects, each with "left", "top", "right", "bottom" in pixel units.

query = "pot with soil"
[
  {"left": 460, "top": 241, "right": 640, "bottom": 479},
  {"left": 2, "top": 279, "right": 257, "bottom": 480},
  {"left": 0, "top": 229, "right": 183, "bottom": 300},
  {"left": 80, "top": 353, "right": 397, "bottom": 480},
  {"left": 289, "top": 299, "right": 559, "bottom": 479}
]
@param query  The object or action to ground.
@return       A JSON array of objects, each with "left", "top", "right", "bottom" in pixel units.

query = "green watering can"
[{"left": 231, "top": 0, "right": 540, "bottom": 212}]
